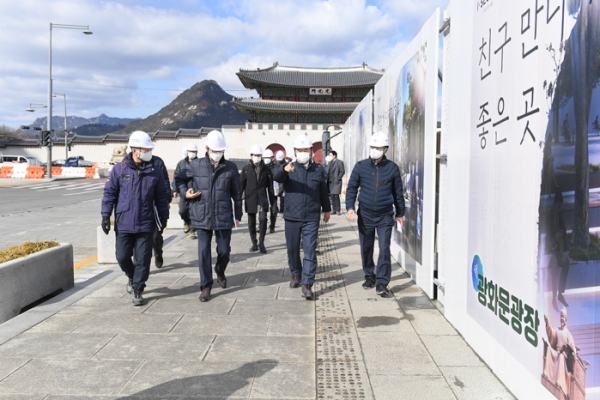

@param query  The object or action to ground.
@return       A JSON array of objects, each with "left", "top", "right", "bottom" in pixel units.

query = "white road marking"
[
  {"left": 63, "top": 191, "right": 101, "bottom": 196},
  {"left": 65, "top": 183, "right": 98, "bottom": 190}
]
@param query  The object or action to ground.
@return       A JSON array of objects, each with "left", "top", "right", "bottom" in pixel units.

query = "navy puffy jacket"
[
  {"left": 345, "top": 156, "right": 405, "bottom": 217},
  {"left": 101, "top": 153, "right": 170, "bottom": 233},
  {"left": 174, "top": 154, "right": 243, "bottom": 230},
  {"left": 273, "top": 161, "right": 331, "bottom": 222}
]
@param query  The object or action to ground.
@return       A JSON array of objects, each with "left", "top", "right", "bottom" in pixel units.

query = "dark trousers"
[
  {"left": 248, "top": 207, "right": 268, "bottom": 245},
  {"left": 196, "top": 228, "right": 232, "bottom": 290},
  {"left": 285, "top": 219, "right": 319, "bottom": 285},
  {"left": 179, "top": 198, "right": 190, "bottom": 225},
  {"left": 552, "top": 252, "right": 570, "bottom": 296},
  {"left": 357, "top": 209, "right": 395, "bottom": 285},
  {"left": 153, "top": 226, "right": 163, "bottom": 257},
  {"left": 116, "top": 231, "right": 154, "bottom": 290},
  {"left": 280, "top": 196, "right": 285, "bottom": 213},
  {"left": 269, "top": 205, "right": 278, "bottom": 229},
  {"left": 330, "top": 194, "right": 341, "bottom": 213}
]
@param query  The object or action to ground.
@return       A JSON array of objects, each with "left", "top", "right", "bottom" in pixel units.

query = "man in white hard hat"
[
  {"left": 174, "top": 130, "right": 242, "bottom": 302},
  {"left": 241, "top": 145, "right": 275, "bottom": 253},
  {"left": 101, "top": 131, "right": 170, "bottom": 306},
  {"left": 273, "top": 135, "right": 331, "bottom": 300},
  {"left": 172, "top": 143, "right": 198, "bottom": 239},
  {"left": 262, "top": 149, "right": 280, "bottom": 233},
  {"left": 275, "top": 151, "right": 286, "bottom": 215},
  {"left": 345, "top": 131, "right": 405, "bottom": 297}
]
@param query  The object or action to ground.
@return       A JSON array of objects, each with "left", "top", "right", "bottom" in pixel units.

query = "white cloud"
[{"left": 0, "top": 0, "right": 447, "bottom": 128}]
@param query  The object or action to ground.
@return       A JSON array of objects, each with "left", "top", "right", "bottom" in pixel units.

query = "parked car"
[
  {"left": 0, "top": 155, "right": 41, "bottom": 166},
  {"left": 63, "top": 156, "right": 94, "bottom": 168}
]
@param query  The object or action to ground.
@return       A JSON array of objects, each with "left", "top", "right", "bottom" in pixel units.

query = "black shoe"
[
  {"left": 376, "top": 284, "right": 390, "bottom": 297},
  {"left": 259, "top": 243, "right": 267, "bottom": 254},
  {"left": 302, "top": 284, "right": 314, "bottom": 300},
  {"left": 126, "top": 278, "right": 133, "bottom": 294},
  {"left": 269, "top": 227, "right": 275, "bottom": 234},
  {"left": 155, "top": 253, "right": 163, "bottom": 269},
  {"left": 132, "top": 288, "right": 146, "bottom": 306},
  {"left": 290, "top": 275, "right": 301, "bottom": 288},
  {"left": 217, "top": 275, "right": 227, "bottom": 289},
  {"left": 199, "top": 288, "right": 211, "bottom": 302},
  {"left": 250, "top": 244, "right": 259, "bottom": 252},
  {"left": 362, "top": 279, "right": 376, "bottom": 289}
]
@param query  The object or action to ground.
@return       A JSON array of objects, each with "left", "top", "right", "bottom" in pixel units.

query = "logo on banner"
[
  {"left": 471, "top": 255, "right": 484, "bottom": 291},
  {"left": 476, "top": 0, "right": 493, "bottom": 12}
]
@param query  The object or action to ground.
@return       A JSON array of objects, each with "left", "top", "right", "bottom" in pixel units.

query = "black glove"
[
  {"left": 161, "top": 218, "right": 168, "bottom": 232},
  {"left": 101, "top": 217, "right": 111, "bottom": 235}
]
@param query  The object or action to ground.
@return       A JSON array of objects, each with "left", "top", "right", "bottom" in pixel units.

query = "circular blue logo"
[{"left": 471, "top": 255, "right": 483, "bottom": 291}]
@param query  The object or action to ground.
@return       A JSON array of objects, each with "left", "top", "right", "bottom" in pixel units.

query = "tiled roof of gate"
[{"left": 232, "top": 98, "right": 359, "bottom": 113}]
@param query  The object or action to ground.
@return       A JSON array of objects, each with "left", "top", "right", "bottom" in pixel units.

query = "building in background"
[{"left": 232, "top": 62, "right": 384, "bottom": 124}]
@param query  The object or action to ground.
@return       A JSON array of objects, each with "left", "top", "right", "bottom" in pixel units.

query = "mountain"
[
  {"left": 29, "top": 114, "right": 138, "bottom": 131},
  {"left": 72, "top": 123, "right": 127, "bottom": 136},
  {"left": 111, "top": 80, "right": 248, "bottom": 134}
]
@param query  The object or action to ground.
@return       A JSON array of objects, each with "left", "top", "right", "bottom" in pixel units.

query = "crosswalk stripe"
[{"left": 65, "top": 183, "right": 98, "bottom": 190}]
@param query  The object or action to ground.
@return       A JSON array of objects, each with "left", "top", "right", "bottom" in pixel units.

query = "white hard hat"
[
  {"left": 249, "top": 144, "right": 263, "bottom": 155},
  {"left": 276, "top": 151, "right": 285, "bottom": 161},
  {"left": 369, "top": 131, "right": 390, "bottom": 147},
  {"left": 128, "top": 131, "right": 155, "bottom": 149},
  {"left": 205, "top": 130, "right": 226, "bottom": 151},
  {"left": 186, "top": 143, "right": 198, "bottom": 152},
  {"left": 263, "top": 149, "right": 274, "bottom": 158},
  {"left": 294, "top": 135, "right": 313, "bottom": 149}
]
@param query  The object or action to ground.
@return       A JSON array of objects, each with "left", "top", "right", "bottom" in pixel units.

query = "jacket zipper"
[{"left": 373, "top": 164, "right": 379, "bottom": 212}]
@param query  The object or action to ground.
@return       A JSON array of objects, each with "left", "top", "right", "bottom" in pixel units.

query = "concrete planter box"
[
  {"left": 97, "top": 226, "right": 117, "bottom": 264},
  {"left": 0, "top": 243, "right": 74, "bottom": 324}
]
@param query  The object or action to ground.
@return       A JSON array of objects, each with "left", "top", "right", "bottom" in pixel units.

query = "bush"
[
  {"left": 0, "top": 241, "right": 60, "bottom": 264},
  {"left": 567, "top": 232, "right": 600, "bottom": 261}
]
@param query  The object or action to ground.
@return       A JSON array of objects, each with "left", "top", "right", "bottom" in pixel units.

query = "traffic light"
[
  {"left": 322, "top": 131, "right": 331, "bottom": 156},
  {"left": 41, "top": 131, "right": 50, "bottom": 147}
]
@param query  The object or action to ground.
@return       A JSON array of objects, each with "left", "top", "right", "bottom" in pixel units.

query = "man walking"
[
  {"left": 175, "top": 130, "right": 242, "bottom": 302},
  {"left": 345, "top": 131, "right": 405, "bottom": 297},
  {"left": 149, "top": 153, "right": 172, "bottom": 269},
  {"left": 327, "top": 150, "right": 345, "bottom": 215},
  {"left": 172, "top": 143, "right": 198, "bottom": 239},
  {"left": 275, "top": 151, "right": 286, "bottom": 214},
  {"left": 274, "top": 135, "right": 331, "bottom": 300},
  {"left": 241, "top": 145, "right": 275, "bottom": 254},
  {"left": 101, "top": 131, "right": 170, "bottom": 306},
  {"left": 262, "top": 149, "right": 280, "bottom": 233}
]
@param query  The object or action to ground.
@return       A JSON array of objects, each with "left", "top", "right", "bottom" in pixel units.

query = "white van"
[{"left": 0, "top": 155, "right": 41, "bottom": 166}]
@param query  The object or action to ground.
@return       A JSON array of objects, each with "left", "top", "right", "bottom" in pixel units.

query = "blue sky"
[{"left": 0, "top": 0, "right": 448, "bottom": 128}]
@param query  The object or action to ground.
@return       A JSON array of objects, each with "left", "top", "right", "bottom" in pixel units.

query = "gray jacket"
[{"left": 327, "top": 159, "right": 345, "bottom": 195}]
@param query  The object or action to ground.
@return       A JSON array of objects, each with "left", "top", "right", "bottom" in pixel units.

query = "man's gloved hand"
[
  {"left": 101, "top": 217, "right": 111, "bottom": 235},
  {"left": 161, "top": 218, "right": 168, "bottom": 232}
]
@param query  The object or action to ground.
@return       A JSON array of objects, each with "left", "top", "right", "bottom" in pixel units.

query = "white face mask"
[
  {"left": 369, "top": 148, "right": 384, "bottom": 160},
  {"left": 209, "top": 152, "right": 223, "bottom": 163},
  {"left": 296, "top": 151, "right": 310, "bottom": 164},
  {"left": 137, "top": 149, "right": 152, "bottom": 162},
  {"left": 251, "top": 156, "right": 262, "bottom": 164},
  {"left": 188, "top": 152, "right": 197, "bottom": 160},
  {"left": 325, "top": 156, "right": 333, "bottom": 163},
  {"left": 264, "top": 158, "right": 272, "bottom": 165}
]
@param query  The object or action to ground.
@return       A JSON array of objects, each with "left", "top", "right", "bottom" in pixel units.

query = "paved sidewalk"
[{"left": 0, "top": 214, "right": 516, "bottom": 399}]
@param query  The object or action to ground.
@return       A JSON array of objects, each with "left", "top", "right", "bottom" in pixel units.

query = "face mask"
[
  {"left": 137, "top": 149, "right": 152, "bottom": 162},
  {"left": 252, "top": 156, "right": 262, "bottom": 164},
  {"left": 369, "top": 148, "right": 384, "bottom": 160},
  {"left": 209, "top": 152, "right": 223, "bottom": 163},
  {"left": 325, "top": 156, "right": 333, "bottom": 163},
  {"left": 264, "top": 158, "right": 272, "bottom": 165},
  {"left": 188, "top": 152, "right": 197, "bottom": 160},
  {"left": 296, "top": 152, "right": 310, "bottom": 164}
]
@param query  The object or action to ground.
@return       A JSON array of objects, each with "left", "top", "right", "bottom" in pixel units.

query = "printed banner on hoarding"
[
  {"left": 373, "top": 10, "right": 439, "bottom": 296},
  {"left": 465, "top": 0, "right": 598, "bottom": 398},
  {"left": 345, "top": 90, "right": 373, "bottom": 177}
]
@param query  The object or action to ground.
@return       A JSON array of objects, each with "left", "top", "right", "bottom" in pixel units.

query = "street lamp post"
[
  {"left": 47, "top": 23, "right": 92, "bottom": 178},
  {"left": 53, "top": 93, "right": 68, "bottom": 159}
]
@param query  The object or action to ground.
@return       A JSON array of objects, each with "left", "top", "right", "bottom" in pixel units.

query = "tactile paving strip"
[{"left": 315, "top": 223, "right": 370, "bottom": 399}]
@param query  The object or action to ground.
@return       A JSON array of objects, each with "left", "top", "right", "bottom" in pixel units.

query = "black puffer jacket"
[
  {"left": 273, "top": 161, "right": 331, "bottom": 222},
  {"left": 151, "top": 155, "right": 172, "bottom": 198},
  {"left": 171, "top": 157, "right": 192, "bottom": 192},
  {"left": 174, "top": 153, "right": 243, "bottom": 230},
  {"left": 345, "top": 156, "right": 405, "bottom": 217},
  {"left": 241, "top": 160, "right": 275, "bottom": 213}
]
